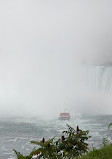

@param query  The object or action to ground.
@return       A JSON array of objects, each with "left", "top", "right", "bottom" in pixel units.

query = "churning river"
[{"left": 0, "top": 114, "right": 112, "bottom": 159}]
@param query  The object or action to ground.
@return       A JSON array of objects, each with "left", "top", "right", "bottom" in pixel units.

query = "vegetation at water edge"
[
  {"left": 75, "top": 143, "right": 112, "bottom": 159},
  {"left": 14, "top": 123, "right": 112, "bottom": 159},
  {"left": 14, "top": 124, "right": 91, "bottom": 159}
]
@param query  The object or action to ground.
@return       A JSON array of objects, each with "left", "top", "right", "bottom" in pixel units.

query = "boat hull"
[
  {"left": 59, "top": 117, "right": 70, "bottom": 120},
  {"left": 59, "top": 113, "right": 70, "bottom": 120}
]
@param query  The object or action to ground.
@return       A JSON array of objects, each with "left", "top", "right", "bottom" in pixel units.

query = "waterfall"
[{"left": 85, "top": 65, "right": 112, "bottom": 92}]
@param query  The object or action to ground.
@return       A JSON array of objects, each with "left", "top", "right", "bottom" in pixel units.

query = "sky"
[{"left": 0, "top": 0, "right": 112, "bottom": 117}]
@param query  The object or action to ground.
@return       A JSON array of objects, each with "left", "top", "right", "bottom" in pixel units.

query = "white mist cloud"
[{"left": 0, "top": 0, "right": 112, "bottom": 116}]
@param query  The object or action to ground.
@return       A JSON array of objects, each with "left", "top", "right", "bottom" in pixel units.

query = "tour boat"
[{"left": 59, "top": 112, "right": 70, "bottom": 120}]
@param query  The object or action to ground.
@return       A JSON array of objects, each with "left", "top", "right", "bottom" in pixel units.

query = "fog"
[{"left": 0, "top": 0, "right": 112, "bottom": 117}]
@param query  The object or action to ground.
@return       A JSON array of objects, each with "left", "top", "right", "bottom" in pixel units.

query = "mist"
[{"left": 0, "top": 0, "right": 112, "bottom": 117}]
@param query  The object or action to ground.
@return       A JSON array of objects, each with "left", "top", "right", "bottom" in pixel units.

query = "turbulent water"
[{"left": 0, "top": 114, "right": 112, "bottom": 159}]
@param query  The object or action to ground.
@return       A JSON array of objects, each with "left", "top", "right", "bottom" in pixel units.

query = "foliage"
[
  {"left": 108, "top": 122, "right": 112, "bottom": 130},
  {"left": 75, "top": 144, "right": 112, "bottom": 159},
  {"left": 14, "top": 125, "right": 91, "bottom": 159},
  {"left": 102, "top": 137, "right": 108, "bottom": 147}
]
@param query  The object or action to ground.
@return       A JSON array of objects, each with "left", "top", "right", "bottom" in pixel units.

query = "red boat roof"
[{"left": 60, "top": 113, "right": 70, "bottom": 116}]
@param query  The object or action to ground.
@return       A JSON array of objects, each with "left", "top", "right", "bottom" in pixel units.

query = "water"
[
  {"left": 86, "top": 66, "right": 112, "bottom": 91},
  {"left": 0, "top": 114, "right": 112, "bottom": 159}
]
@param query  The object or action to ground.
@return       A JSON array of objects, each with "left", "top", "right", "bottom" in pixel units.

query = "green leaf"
[{"left": 108, "top": 122, "right": 112, "bottom": 130}]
